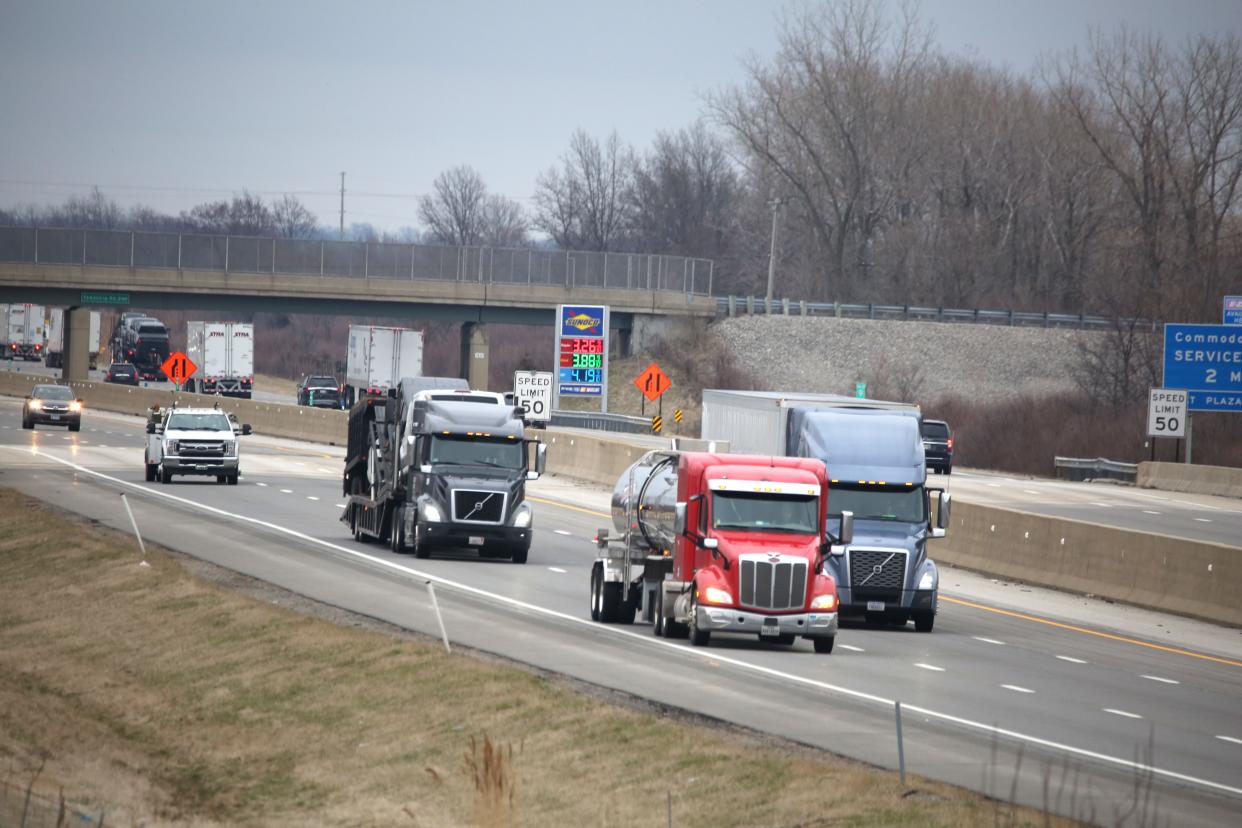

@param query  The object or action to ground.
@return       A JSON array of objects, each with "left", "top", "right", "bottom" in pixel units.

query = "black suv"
[
  {"left": 921, "top": 419, "right": 954, "bottom": 474},
  {"left": 297, "top": 375, "right": 343, "bottom": 408}
]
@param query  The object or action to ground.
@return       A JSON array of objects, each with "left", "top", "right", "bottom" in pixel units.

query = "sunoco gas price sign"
[
  {"left": 555, "top": 304, "right": 609, "bottom": 399},
  {"left": 1162, "top": 324, "right": 1242, "bottom": 412}
]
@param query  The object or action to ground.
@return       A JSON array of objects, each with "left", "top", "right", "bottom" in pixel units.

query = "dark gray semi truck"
[
  {"left": 700, "top": 390, "right": 950, "bottom": 632},
  {"left": 341, "top": 378, "right": 546, "bottom": 562}
]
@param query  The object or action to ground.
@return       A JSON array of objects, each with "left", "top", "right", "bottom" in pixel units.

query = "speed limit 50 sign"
[
  {"left": 1147, "top": 388, "right": 1188, "bottom": 438},
  {"left": 514, "top": 371, "right": 553, "bottom": 422}
]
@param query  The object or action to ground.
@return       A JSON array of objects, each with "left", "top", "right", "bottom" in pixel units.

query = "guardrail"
[
  {"left": 1054, "top": 456, "right": 1138, "bottom": 483},
  {"left": 716, "top": 295, "right": 1147, "bottom": 330},
  {"left": 549, "top": 409, "right": 653, "bottom": 435},
  {"left": 0, "top": 225, "right": 714, "bottom": 296}
]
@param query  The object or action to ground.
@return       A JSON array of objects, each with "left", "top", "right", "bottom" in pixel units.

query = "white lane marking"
[
  {"left": 1217, "top": 735, "right": 1242, "bottom": 746},
  {"left": 1195, "top": 518, "right": 1212, "bottom": 523},
  {"left": 838, "top": 644, "right": 865, "bottom": 652},
  {"left": 98, "top": 444, "right": 108, "bottom": 448},
  {"left": 1141, "top": 675, "right": 1180, "bottom": 685},
  {"left": 1104, "top": 708, "right": 1144, "bottom": 720},
  {"left": 13, "top": 446, "right": 1242, "bottom": 801},
  {"left": 295, "top": 462, "right": 306, "bottom": 467},
  {"left": 1056, "top": 655, "right": 1088, "bottom": 664},
  {"left": 548, "top": 567, "right": 567, "bottom": 573},
  {"left": 279, "top": 488, "right": 293, "bottom": 494},
  {"left": 256, "top": 482, "right": 268, "bottom": 487},
  {"left": 1023, "top": 489, "right": 1039, "bottom": 495},
  {"left": 987, "top": 483, "right": 1001, "bottom": 488},
  {"left": 554, "top": 529, "right": 572, "bottom": 536},
  {"left": 317, "top": 468, "right": 333, "bottom": 474},
  {"left": 973, "top": 636, "right": 1005, "bottom": 645},
  {"left": 335, "top": 503, "right": 347, "bottom": 508},
  {"left": 306, "top": 496, "right": 320, "bottom": 501},
  {"left": 1142, "top": 510, "right": 1161, "bottom": 515},
  {"left": 915, "top": 663, "right": 945, "bottom": 672},
  {"left": 1001, "top": 684, "right": 1035, "bottom": 694},
  {"left": 1091, "top": 502, "right": 1111, "bottom": 508}
]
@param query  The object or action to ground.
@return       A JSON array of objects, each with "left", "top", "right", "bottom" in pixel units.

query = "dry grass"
[
  {"left": 0, "top": 489, "right": 1078, "bottom": 827},
  {"left": 252, "top": 372, "right": 298, "bottom": 397}
]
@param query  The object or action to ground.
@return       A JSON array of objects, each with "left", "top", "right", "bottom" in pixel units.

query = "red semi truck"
[{"left": 592, "top": 450, "right": 852, "bottom": 654}]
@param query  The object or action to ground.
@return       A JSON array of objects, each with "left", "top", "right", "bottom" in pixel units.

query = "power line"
[{"left": 0, "top": 178, "right": 540, "bottom": 202}]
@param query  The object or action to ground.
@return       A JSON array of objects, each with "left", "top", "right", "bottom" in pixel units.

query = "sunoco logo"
[{"left": 565, "top": 313, "right": 601, "bottom": 331}]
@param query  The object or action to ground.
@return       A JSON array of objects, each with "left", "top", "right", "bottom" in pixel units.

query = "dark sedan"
[
  {"left": 105, "top": 362, "right": 140, "bottom": 385},
  {"left": 22, "top": 384, "right": 83, "bottom": 431},
  {"left": 297, "top": 375, "right": 344, "bottom": 408}
]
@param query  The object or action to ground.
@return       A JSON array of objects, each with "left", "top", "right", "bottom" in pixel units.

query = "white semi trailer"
[
  {"left": 344, "top": 325, "right": 424, "bottom": 406},
  {"left": 2, "top": 303, "right": 46, "bottom": 361},
  {"left": 186, "top": 321, "right": 255, "bottom": 398},
  {"left": 44, "top": 308, "right": 102, "bottom": 369}
]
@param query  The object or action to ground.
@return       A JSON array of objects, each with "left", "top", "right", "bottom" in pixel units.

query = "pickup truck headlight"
[
  {"left": 919, "top": 570, "right": 937, "bottom": 590},
  {"left": 810, "top": 593, "right": 838, "bottom": 610},
  {"left": 510, "top": 503, "right": 532, "bottom": 528},
  {"left": 420, "top": 501, "right": 444, "bottom": 523},
  {"left": 701, "top": 586, "right": 733, "bottom": 606},
  {"left": 165, "top": 440, "right": 178, "bottom": 453},
  {"left": 221, "top": 441, "right": 235, "bottom": 455}
]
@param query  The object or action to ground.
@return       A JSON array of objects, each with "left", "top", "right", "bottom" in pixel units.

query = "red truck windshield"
[{"left": 710, "top": 492, "right": 817, "bottom": 534}]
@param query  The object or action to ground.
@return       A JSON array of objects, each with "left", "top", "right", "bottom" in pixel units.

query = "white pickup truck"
[{"left": 145, "top": 404, "right": 252, "bottom": 485}]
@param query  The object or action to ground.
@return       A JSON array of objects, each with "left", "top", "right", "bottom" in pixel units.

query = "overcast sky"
[{"left": 1, "top": 0, "right": 1239, "bottom": 232}]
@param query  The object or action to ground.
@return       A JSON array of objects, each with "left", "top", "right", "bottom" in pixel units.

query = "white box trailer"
[
  {"left": 700, "top": 389, "right": 918, "bottom": 455},
  {"left": 45, "top": 308, "right": 102, "bottom": 369},
  {"left": 2, "top": 303, "right": 46, "bottom": 361},
  {"left": 345, "top": 325, "right": 423, "bottom": 404},
  {"left": 186, "top": 321, "right": 254, "bottom": 398}
]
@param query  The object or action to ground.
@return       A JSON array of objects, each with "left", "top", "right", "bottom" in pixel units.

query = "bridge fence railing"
[{"left": 0, "top": 226, "right": 714, "bottom": 296}]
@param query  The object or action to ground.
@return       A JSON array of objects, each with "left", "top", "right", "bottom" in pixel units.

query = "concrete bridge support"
[
  {"left": 62, "top": 306, "right": 92, "bottom": 382},
  {"left": 460, "top": 322, "right": 490, "bottom": 390}
]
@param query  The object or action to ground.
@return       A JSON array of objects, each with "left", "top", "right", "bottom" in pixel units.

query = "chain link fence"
[
  {"left": 0, "top": 226, "right": 714, "bottom": 295},
  {"left": 0, "top": 775, "right": 126, "bottom": 828}
]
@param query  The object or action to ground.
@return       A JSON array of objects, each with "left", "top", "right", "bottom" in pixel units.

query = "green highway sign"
[
  {"left": 855, "top": 381, "right": 866, "bottom": 399},
  {"left": 80, "top": 291, "right": 130, "bottom": 306}
]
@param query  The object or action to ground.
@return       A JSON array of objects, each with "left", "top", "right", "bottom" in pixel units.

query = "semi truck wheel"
[
  {"left": 389, "top": 510, "right": 405, "bottom": 553},
  {"left": 913, "top": 611, "right": 935, "bottom": 632},
  {"left": 590, "top": 564, "right": 602, "bottom": 621},
  {"left": 144, "top": 463, "right": 156, "bottom": 482},
  {"left": 159, "top": 466, "right": 172, "bottom": 484},
  {"left": 228, "top": 472, "right": 239, "bottom": 485},
  {"left": 813, "top": 636, "right": 835, "bottom": 654},
  {"left": 510, "top": 545, "right": 528, "bottom": 564},
  {"left": 687, "top": 592, "right": 710, "bottom": 647}
]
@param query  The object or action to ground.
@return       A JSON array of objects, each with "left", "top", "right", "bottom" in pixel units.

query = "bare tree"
[
  {"left": 479, "top": 194, "right": 527, "bottom": 247},
  {"left": 272, "top": 194, "right": 319, "bottom": 238},
  {"left": 534, "top": 129, "right": 632, "bottom": 251},
  {"left": 418, "top": 165, "right": 488, "bottom": 245},
  {"left": 180, "top": 190, "right": 274, "bottom": 235}
]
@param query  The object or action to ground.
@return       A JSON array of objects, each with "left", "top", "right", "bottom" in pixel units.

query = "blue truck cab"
[{"left": 785, "top": 407, "right": 950, "bottom": 631}]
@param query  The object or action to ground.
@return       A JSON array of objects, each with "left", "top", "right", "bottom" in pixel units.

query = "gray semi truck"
[
  {"left": 341, "top": 378, "right": 545, "bottom": 562},
  {"left": 700, "top": 390, "right": 950, "bottom": 632}
]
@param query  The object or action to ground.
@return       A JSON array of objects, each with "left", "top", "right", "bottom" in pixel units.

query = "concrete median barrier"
[
  {"left": 1138, "top": 461, "right": 1242, "bottom": 500},
  {"left": 534, "top": 430, "right": 651, "bottom": 488},
  {"left": 941, "top": 500, "right": 1242, "bottom": 627}
]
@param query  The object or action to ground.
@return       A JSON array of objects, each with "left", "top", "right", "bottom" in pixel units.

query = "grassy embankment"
[{"left": 0, "top": 489, "right": 1077, "bottom": 826}]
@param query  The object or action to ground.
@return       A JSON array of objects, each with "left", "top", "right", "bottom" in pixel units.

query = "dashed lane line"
[
  {"left": 1001, "top": 684, "right": 1035, "bottom": 694},
  {"left": 1141, "top": 675, "right": 1180, "bottom": 685},
  {"left": 1104, "top": 708, "right": 1144, "bottom": 720},
  {"left": 838, "top": 644, "right": 865, "bottom": 653},
  {"left": 554, "top": 529, "right": 573, "bottom": 536},
  {"left": 915, "top": 663, "right": 945, "bottom": 672},
  {"left": 548, "top": 567, "right": 567, "bottom": 574},
  {"left": 307, "top": 496, "right": 320, "bottom": 501},
  {"left": 280, "top": 488, "right": 293, "bottom": 494},
  {"left": 1056, "top": 655, "right": 1088, "bottom": 664},
  {"left": 1217, "top": 735, "right": 1242, "bottom": 746},
  {"left": 973, "top": 636, "right": 1005, "bottom": 645}
]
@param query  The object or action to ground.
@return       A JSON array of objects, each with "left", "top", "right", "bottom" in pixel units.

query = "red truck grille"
[{"left": 739, "top": 556, "right": 808, "bottom": 612}]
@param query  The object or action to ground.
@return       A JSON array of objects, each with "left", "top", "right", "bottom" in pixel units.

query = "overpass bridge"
[{"left": 0, "top": 226, "right": 716, "bottom": 386}]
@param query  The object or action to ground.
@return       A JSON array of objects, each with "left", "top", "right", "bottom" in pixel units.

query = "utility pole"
[
  {"left": 765, "top": 197, "right": 784, "bottom": 302},
  {"left": 339, "top": 171, "right": 346, "bottom": 240}
]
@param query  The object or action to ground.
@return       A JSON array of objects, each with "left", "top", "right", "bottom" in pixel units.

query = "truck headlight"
[
  {"left": 420, "top": 501, "right": 444, "bottom": 523},
  {"left": 919, "top": 570, "right": 936, "bottom": 591},
  {"left": 69, "top": 401, "right": 82, "bottom": 412},
  {"left": 510, "top": 503, "right": 532, "bottom": 528},
  {"left": 165, "top": 440, "right": 178, "bottom": 453},
  {"left": 701, "top": 586, "right": 733, "bottom": 606},
  {"left": 221, "top": 441, "right": 235, "bottom": 455},
  {"left": 810, "top": 593, "right": 837, "bottom": 610}
]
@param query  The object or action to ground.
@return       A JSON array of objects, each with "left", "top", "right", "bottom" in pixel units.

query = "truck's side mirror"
[
  {"left": 241, "top": 424, "right": 252, "bottom": 436},
  {"left": 419, "top": 464, "right": 432, "bottom": 474},
  {"left": 932, "top": 492, "right": 951, "bottom": 537},
  {"left": 536, "top": 443, "right": 546, "bottom": 474},
  {"left": 674, "top": 502, "right": 687, "bottom": 535},
  {"left": 146, "top": 422, "right": 156, "bottom": 434},
  {"left": 702, "top": 537, "right": 718, "bottom": 550},
  {"left": 827, "top": 511, "right": 854, "bottom": 552}
]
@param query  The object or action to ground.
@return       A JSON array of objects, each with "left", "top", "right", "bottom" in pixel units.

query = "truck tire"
[
  {"left": 652, "top": 586, "right": 665, "bottom": 636},
  {"left": 590, "top": 564, "right": 603, "bottom": 622},
  {"left": 687, "top": 592, "right": 710, "bottom": 647},
  {"left": 913, "top": 611, "right": 935, "bottom": 632},
  {"left": 216, "top": 474, "right": 227, "bottom": 484},
  {"left": 657, "top": 587, "right": 688, "bottom": 639},
  {"left": 601, "top": 583, "right": 623, "bottom": 623},
  {"left": 69, "top": 421, "right": 80, "bottom": 432},
  {"left": 159, "top": 466, "right": 172, "bottom": 484},
  {"left": 145, "top": 462, "right": 156, "bottom": 482},
  {"left": 21, "top": 416, "right": 31, "bottom": 430},
  {"left": 813, "top": 636, "right": 835, "bottom": 654},
  {"left": 510, "top": 545, "right": 528, "bottom": 564},
  {"left": 228, "top": 472, "right": 239, "bottom": 485}
]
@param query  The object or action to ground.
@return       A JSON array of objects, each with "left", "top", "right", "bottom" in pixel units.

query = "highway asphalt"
[{"left": 2, "top": 398, "right": 1241, "bottom": 826}]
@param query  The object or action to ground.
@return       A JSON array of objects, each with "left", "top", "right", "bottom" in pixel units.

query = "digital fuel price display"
[{"left": 555, "top": 305, "right": 609, "bottom": 399}]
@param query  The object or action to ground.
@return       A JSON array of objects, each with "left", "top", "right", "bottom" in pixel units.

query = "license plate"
[
  {"left": 760, "top": 619, "right": 779, "bottom": 637},
  {"left": 867, "top": 601, "right": 886, "bottom": 611},
  {"left": 50, "top": 414, "right": 61, "bottom": 420},
  {"left": 468, "top": 536, "right": 484, "bottom": 546}
]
